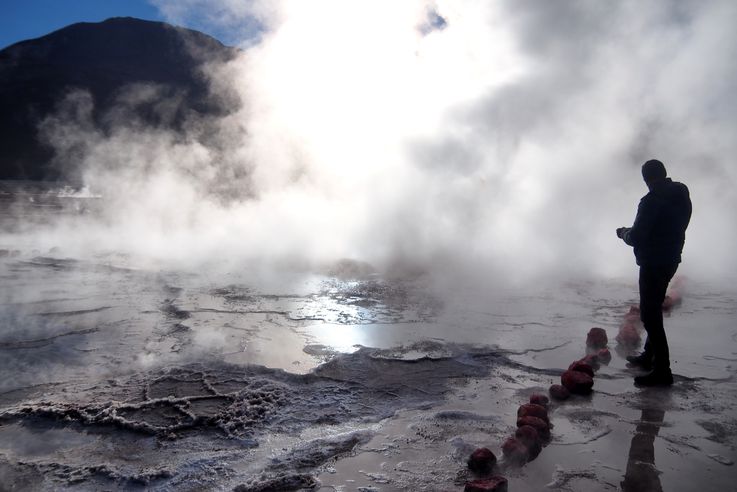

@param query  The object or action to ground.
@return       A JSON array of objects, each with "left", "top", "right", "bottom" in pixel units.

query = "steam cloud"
[{"left": 7, "top": 0, "right": 737, "bottom": 284}]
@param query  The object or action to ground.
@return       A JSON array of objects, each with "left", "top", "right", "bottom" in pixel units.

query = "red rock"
[
  {"left": 623, "top": 306, "right": 641, "bottom": 324},
  {"left": 662, "top": 293, "right": 682, "bottom": 311},
  {"left": 597, "top": 348, "right": 612, "bottom": 364},
  {"left": 515, "top": 425, "right": 542, "bottom": 459},
  {"left": 662, "top": 295, "right": 674, "bottom": 310},
  {"left": 516, "top": 415, "right": 550, "bottom": 439},
  {"left": 467, "top": 447, "right": 497, "bottom": 473},
  {"left": 663, "top": 279, "right": 684, "bottom": 311},
  {"left": 616, "top": 322, "right": 641, "bottom": 346},
  {"left": 464, "top": 476, "right": 508, "bottom": 492},
  {"left": 671, "top": 276, "right": 686, "bottom": 295},
  {"left": 501, "top": 437, "right": 528, "bottom": 465},
  {"left": 517, "top": 403, "right": 549, "bottom": 423},
  {"left": 516, "top": 415, "right": 547, "bottom": 430},
  {"left": 515, "top": 424, "right": 540, "bottom": 444},
  {"left": 586, "top": 327, "right": 608, "bottom": 349},
  {"left": 561, "top": 370, "right": 594, "bottom": 395},
  {"left": 581, "top": 354, "right": 600, "bottom": 370},
  {"left": 671, "top": 290, "right": 683, "bottom": 303},
  {"left": 529, "top": 393, "right": 549, "bottom": 408},
  {"left": 549, "top": 384, "right": 570, "bottom": 401},
  {"left": 619, "top": 318, "right": 639, "bottom": 330},
  {"left": 568, "top": 360, "right": 595, "bottom": 377}
]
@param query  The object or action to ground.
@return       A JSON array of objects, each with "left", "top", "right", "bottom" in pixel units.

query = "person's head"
[{"left": 641, "top": 159, "right": 667, "bottom": 188}]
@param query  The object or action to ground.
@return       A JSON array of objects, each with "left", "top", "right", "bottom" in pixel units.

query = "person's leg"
[
  {"left": 640, "top": 267, "right": 667, "bottom": 368},
  {"left": 642, "top": 338, "right": 652, "bottom": 359},
  {"left": 636, "top": 264, "right": 677, "bottom": 385},
  {"left": 627, "top": 337, "right": 653, "bottom": 368}
]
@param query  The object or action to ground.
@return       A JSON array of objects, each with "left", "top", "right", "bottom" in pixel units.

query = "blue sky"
[{"left": 0, "top": 0, "right": 209, "bottom": 49}]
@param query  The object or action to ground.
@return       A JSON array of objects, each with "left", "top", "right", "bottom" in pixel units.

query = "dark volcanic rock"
[
  {"left": 586, "top": 327, "right": 608, "bottom": 349},
  {"left": 0, "top": 17, "right": 239, "bottom": 180},
  {"left": 561, "top": 370, "right": 594, "bottom": 395},
  {"left": 233, "top": 473, "right": 317, "bottom": 492},
  {"left": 467, "top": 447, "right": 497, "bottom": 474},
  {"left": 465, "top": 476, "right": 508, "bottom": 492},
  {"left": 549, "top": 384, "right": 570, "bottom": 401}
]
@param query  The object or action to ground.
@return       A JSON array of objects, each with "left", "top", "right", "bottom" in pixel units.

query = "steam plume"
[{"left": 8, "top": 0, "right": 737, "bottom": 284}]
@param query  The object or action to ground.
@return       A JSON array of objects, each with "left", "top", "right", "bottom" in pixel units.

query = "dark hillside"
[{"left": 0, "top": 17, "right": 238, "bottom": 180}]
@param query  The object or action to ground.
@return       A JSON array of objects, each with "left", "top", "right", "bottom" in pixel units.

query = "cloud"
[{"left": 150, "top": 0, "right": 270, "bottom": 46}]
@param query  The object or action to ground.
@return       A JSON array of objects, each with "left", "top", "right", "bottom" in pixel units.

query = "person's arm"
[
  {"left": 623, "top": 195, "right": 662, "bottom": 247},
  {"left": 616, "top": 226, "right": 631, "bottom": 243}
]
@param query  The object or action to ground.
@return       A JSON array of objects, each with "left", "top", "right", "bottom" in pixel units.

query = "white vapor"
[{"left": 7, "top": 0, "right": 737, "bottom": 284}]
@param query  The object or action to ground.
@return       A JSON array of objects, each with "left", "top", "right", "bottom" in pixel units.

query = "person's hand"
[{"left": 616, "top": 227, "right": 627, "bottom": 239}]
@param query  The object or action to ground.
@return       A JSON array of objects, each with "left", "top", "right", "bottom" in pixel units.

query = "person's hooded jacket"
[{"left": 622, "top": 178, "right": 692, "bottom": 266}]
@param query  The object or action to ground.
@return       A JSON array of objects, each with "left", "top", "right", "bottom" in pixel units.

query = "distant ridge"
[{"left": 0, "top": 17, "right": 239, "bottom": 181}]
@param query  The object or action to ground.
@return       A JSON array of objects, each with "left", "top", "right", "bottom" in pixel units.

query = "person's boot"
[
  {"left": 634, "top": 368, "right": 673, "bottom": 387},
  {"left": 626, "top": 352, "right": 653, "bottom": 370}
]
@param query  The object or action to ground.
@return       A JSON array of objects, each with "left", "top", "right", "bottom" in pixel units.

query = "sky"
[
  {"left": 2, "top": 0, "right": 737, "bottom": 286},
  {"left": 0, "top": 0, "right": 170, "bottom": 49}
]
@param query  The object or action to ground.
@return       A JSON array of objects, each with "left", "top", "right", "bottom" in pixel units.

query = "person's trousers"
[{"left": 639, "top": 263, "right": 679, "bottom": 372}]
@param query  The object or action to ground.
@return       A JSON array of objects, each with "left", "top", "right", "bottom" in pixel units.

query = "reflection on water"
[{"left": 622, "top": 406, "right": 666, "bottom": 492}]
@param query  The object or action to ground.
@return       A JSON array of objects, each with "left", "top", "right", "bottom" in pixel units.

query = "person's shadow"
[{"left": 621, "top": 407, "right": 666, "bottom": 492}]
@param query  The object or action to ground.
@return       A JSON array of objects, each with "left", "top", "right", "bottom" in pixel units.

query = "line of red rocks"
[
  {"left": 462, "top": 280, "right": 685, "bottom": 491},
  {"left": 462, "top": 329, "right": 611, "bottom": 492}
]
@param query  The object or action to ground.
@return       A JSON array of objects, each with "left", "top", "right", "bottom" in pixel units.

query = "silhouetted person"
[
  {"left": 621, "top": 407, "right": 666, "bottom": 492},
  {"left": 616, "top": 159, "right": 691, "bottom": 386}
]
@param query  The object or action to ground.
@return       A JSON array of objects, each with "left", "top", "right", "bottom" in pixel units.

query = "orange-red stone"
[
  {"left": 501, "top": 437, "right": 528, "bottom": 465},
  {"left": 586, "top": 327, "right": 608, "bottom": 349},
  {"left": 568, "top": 360, "right": 595, "bottom": 377},
  {"left": 549, "top": 384, "right": 570, "bottom": 401},
  {"left": 529, "top": 393, "right": 549, "bottom": 408},
  {"left": 561, "top": 369, "right": 594, "bottom": 395},
  {"left": 517, "top": 403, "right": 549, "bottom": 423},
  {"left": 467, "top": 447, "right": 497, "bottom": 474},
  {"left": 464, "top": 476, "right": 509, "bottom": 492}
]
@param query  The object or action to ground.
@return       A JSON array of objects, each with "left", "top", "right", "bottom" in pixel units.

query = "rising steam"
[{"left": 7, "top": 0, "right": 737, "bottom": 284}]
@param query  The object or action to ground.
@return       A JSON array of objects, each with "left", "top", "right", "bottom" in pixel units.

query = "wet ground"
[
  {"left": 0, "top": 251, "right": 734, "bottom": 491},
  {"left": 0, "top": 183, "right": 735, "bottom": 491}
]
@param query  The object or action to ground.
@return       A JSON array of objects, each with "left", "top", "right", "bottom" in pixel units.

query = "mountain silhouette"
[{"left": 0, "top": 17, "right": 239, "bottom": 181}]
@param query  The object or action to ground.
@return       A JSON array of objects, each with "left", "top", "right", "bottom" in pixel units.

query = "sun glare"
[{"left": 243, "top": 0, "right": 528, "bottom": 195}]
